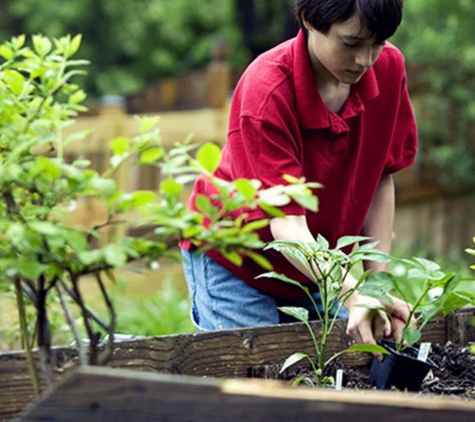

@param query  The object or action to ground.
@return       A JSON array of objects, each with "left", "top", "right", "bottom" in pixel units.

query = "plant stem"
[
  {"left": 96, "top": 272, "right": 116, "bottom": 365},
  {"left": 14, "top": 279, "right": 41, "bottom": 396},
  {"left": 36, "top": 275, "right": 54, "bottom": 387},
  {"left": 56, "top": 279, "right": 87, "bottom": 365},
  {"left": 70, "top": 274, "right": 100, "bottom": 364}
]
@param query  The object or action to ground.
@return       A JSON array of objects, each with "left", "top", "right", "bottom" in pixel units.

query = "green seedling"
[
  {"left": 259, "top": 235, "right": 389, "bottom": 388},
  {"left": 358, "top": 255, "right": 475, "bottom": 353}
]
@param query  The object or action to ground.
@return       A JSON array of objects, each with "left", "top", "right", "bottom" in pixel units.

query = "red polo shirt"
[{"left": 182, "top": 30, "right": 418, "bottom": 300}]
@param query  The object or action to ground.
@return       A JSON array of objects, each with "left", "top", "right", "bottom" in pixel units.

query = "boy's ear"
[{"left": 301, "top": 15, "right": 313, "bottom": 31}]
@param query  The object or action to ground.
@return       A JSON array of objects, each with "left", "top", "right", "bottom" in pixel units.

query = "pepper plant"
[
  {"left": 358, "top": 254, "right": 475, "bottom": 353},
  {"left": 0, "top": 34, "right": 318, "bottom": 394},
  {"left": 258, "top": 235, "right": 389, "bottom": 387}
]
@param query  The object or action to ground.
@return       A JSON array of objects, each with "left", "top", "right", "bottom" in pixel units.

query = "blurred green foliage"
[
  {"left": 1, "top": 0, "right": 473, "bottom": 190},
  {"left": 392, "top": 0, "right": 475, "bottom": 193},
  {"left": 111, "top": 276, "right": 195, "bottom": 337},
  {"left": 0, "top": 0, "right": 248, "bottom": 97}
]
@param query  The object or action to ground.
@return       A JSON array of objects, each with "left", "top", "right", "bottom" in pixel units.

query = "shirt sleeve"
[{"left": 383, "top": 69, "right": 418, "bottom": 175}]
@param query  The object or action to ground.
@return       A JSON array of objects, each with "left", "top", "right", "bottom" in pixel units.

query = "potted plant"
[
  {"left": 359, "top": 255, "right": 475, "bottom": 391},
  {"left": 0, "top": 33, "right": 319, "bottom": 397}
]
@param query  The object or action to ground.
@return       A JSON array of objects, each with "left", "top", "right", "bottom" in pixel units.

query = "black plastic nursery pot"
[{"left": 369, "top": 340, "right": 437, "bottom": 391}]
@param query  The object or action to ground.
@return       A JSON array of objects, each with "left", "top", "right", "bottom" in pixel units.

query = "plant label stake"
[
  {"left": 335, "top": 369, "right": 343, "bottom": 391},
  {"left": 417, "top": 342, "right": 431, "bottom": 362}
]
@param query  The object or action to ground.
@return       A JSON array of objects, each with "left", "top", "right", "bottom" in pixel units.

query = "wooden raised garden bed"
[{"left": 1, "top": 308, "right": 475, "bottom": 421}]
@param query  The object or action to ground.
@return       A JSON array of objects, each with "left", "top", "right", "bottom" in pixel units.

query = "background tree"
[
  {"left": 392, "top": 0, "right": 475, "bottom": 193},
  {"left": 2, "top": 0, "right": 474, "bottom": 193}
]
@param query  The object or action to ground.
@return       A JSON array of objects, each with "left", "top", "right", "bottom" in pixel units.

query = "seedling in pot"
[
  {"left": 258, "top": 235, "right": 389, "bottom": 388},
  {"left": 359, "top": 256, "right": 475, "bottom": 352},
  {"left": 358, "top": 255, "right": 475, "bottom": 390}
]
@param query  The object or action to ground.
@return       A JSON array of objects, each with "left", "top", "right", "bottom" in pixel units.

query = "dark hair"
[{"left": 295, "top": 0, "right": 403, "bottom": 43}]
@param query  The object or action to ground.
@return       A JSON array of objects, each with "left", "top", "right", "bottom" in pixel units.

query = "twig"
[
  {"left": 60, "top": 280, "right": 109, "bottom": 331},
  {"left": 55, "top": 279, "right": 87, "bottom": 365},
  {"left": 95, "top": 272, "right": 116, "bottom": 365},
  {"left": 36, "top": 275, "right": 54, "bottom": 387},
  {"left": 14, "top": 279, "right": 41, "bottom": 396},
  {"left": 70, "top": 273, "right": 101, "bottom": 364}
]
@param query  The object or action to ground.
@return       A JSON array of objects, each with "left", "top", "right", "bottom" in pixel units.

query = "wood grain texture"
[
  {"left": 18, "top": 366, "right": 475, "bottom": 422},
  {"left": 1, "top": 310, "right": 473, "bottom": 421}
]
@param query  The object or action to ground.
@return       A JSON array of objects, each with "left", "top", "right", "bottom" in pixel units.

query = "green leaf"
[
  {"left": 30, "top": 222, "right": 60, "bottom": 235},
  {"left": 196, "top": 142, "right": 221, "bottom": 173},
  {"left": 32, "top": 34, "right": 52, "bottom": 57},
  {"left": 241, "top": 219, "right": 269, "bottom": 233},
  {"left": 358, "top": 271, "right": 396, "bottom": 302},
  {"left": 292, "top": 194, "right": 318, "bottom": 212},
  {"left": 103, "top": 244, "right": 128, "bottom": 267},
  {"left": 90, "top": 177, "right": 117, "bottom": 197},
  {"left": 337, "top": 236, "right": 371, "bottom": 250},
  {"left": 160, "top": 179, "right": 183, "bottom": 196},
  {"left": 15, "top": 260, "right": 46, "bottom": 281},
  {"left": 78, "top": 250, "right": 101, "bottom": 266},
  {"left": 141, "top": 147, "right": 164, "bottom": 164},
  {"left": 343, "top": 344, "right": 389, "bottom": 355},
  {"left": 3, "top": 69, "right": 26, "bottom": 95},
  {"left": 234, "top": 178, "right": 257, "bottom": 201},
  {"left": 257, "top": 271, "right": 310, "bottom": 295},
  {"left": 246, "top": 251, "right": 272, "bottom": 271},
  {"left": 69, "top": 89, "right": 86, "bottom": 105},
  {"left": 280, "top": 352, "right": 310, "bottom": 373},
  {"left": 66, "top": 230, "right": 88, "bottom": 251},
  {"left": 110, "top": 137, "right": 130, "bottom": 155},
  {"left": 259, "top": 203, "right": 285, "bottom": 218},
  {"left": 278, "top": 306, "right": 309, "bottom": 323},
  {"left": 130, "top": 190, "right": 157, "bottom": 206},
  {"left": 67, "top": 34, "right": 82, "bottom": 58},
  {"left": 0, "top": 45, "right": 14, "bottom": 60},
  {"left": 194, "top": 194, "right": 215, "bottom": 215},
  {"left": 402, "top": 327, "right": 421, "bottom": 348},
  {"left": 220, "top": 250, "right": 243, "bottom": 266},
  {"left": 136, "top": 116, "right": 159, "bottom": 133}
]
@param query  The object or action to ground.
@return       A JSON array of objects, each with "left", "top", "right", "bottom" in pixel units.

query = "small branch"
[
  {"left": 3, "top": 191, "right": 27, "bottom": 223},
  {"left": 70, "top": 273, "right": 101, "bottom": 365},
  {"left": 55, "top": 279, "right": 87, "bottom": 365},
  {"left": 14, "top": 278, "right": 41, "bottom": 396},
  {"left": 95, "top": 272, "right": 117, "bottom": 366},
  {"left": 60, "top": 280, "right": 109, "bottom": 331},
  {"left": 36, "top": 275, "right": 54, "bottom": 387}
]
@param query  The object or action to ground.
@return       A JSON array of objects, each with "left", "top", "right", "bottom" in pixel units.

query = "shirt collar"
[{"left": 293, "top": 30, "right": 380, "bottom": 132}]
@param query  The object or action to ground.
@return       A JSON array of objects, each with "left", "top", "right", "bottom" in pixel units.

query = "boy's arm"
[{"left": 346, "top": 174, "right": 413, "bottom": 345}]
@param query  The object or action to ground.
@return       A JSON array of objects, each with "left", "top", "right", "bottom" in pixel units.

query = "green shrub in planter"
[{"left": 0, "top": 34, "right": 318, "bottom": 395}]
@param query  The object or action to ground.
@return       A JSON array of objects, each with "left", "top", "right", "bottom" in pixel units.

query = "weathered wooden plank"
[
  {"left": 18, "top": 366, "right": 475, "bottom": 422},
  {"left": 0, "top": 310, "right": 471, "bottom": 421},
  {"left": 447, "top": 308, "right": 475, "bottom": 345}
]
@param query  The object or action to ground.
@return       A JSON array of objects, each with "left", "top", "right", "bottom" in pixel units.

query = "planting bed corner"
[{"left": 1, "top": 308, "right": 475, "bottom": 421}]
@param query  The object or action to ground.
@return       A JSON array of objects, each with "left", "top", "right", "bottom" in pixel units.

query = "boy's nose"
[{"left": 355, "top": 48, "right": 373, "bottom": 68}]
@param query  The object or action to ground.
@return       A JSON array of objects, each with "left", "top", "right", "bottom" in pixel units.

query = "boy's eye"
[{"left": 343, "top": 41, "right": 358, "bottom": 48}]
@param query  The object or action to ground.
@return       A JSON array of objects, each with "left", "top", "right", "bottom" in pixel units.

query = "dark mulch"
[
  {"left": 251, "top": 342, "right": 475, "bottom": 399},
  {"left": 329, "top": 342, "right": 475, "bottom": 398}
]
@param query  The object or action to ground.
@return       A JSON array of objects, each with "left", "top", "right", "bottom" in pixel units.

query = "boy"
[{"left": 181, "top": 0, "right": 417, "bottom": 347}]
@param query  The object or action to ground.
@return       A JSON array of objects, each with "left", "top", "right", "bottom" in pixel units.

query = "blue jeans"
[{"left": 181, "top": 246, "right": 348, "bottom": 331}]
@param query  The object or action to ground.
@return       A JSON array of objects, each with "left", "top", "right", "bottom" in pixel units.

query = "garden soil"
[{"left": 254, "top": 342, "right": 475, "bottom": 399}]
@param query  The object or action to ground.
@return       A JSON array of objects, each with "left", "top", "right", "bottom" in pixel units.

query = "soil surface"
[
  {"left": 252, "top": 342, "right": 475, "bottom": 399},
  {"left": 328, "top": 342, "right": 475, "bottom": 398}
]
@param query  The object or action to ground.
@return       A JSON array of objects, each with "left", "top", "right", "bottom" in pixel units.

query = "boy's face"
[{"left": 304, "top": 14, "right": 385, "bottom": 85}]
